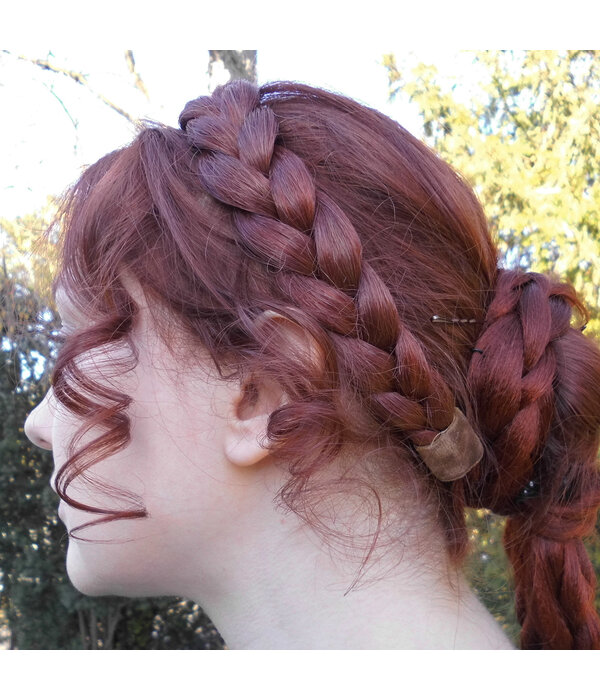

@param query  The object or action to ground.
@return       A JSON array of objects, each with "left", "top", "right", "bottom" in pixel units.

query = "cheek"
[
  {"left": 50, "top": 340, "right": 139, "bottom": 471},
  {"left": 128, "top": 370, "right": 228, "bottom": 491},
  {"left": 50, "top": 339, "right": 243, "bottom": 596},
  {"left": 53, "top": 370, "right": 228, "bottom": 532}
]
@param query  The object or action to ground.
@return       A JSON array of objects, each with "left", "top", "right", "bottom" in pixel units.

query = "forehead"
[
  {"left": 54, "top": 286, "right": 78, "bottom": 320},
  {"left": 54, "top": 275, "right": 217, "bottom": 384},
  {"left": 54, "top": 274, "right": 180, "bottom": 352},
  {"left": 54, "top": 272, "right": 148, "bottom": 315}
]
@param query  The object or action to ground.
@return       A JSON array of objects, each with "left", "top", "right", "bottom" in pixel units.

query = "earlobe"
[
  {"left": 223, "top": 376, "right": 286, "bottom": 468},
  {"left": 223, "top": 414, "right": 272, "bottom": 467}
]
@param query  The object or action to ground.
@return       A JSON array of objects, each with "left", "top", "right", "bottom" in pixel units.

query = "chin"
[{"left": 64, "top": 540, "right": 169, "bottom": 598}]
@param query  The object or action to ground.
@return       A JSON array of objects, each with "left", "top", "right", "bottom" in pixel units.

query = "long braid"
[
  {"left": 467, "top": 268, "right": 600, "bottom": 648},
  {"left": 180, "top": 81, "right": 459, "bottom": 487}
]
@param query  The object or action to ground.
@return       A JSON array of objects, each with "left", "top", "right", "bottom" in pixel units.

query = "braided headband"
[{"left": 179, "top": 86, "right": 484, "bottom": 484}]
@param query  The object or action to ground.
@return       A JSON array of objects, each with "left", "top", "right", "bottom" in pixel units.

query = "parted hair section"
[{"left": 49, "top": 80, "right": 600, "bottom": 648}]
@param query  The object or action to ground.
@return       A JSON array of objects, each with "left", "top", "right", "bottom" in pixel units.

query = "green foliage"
[
  {"left": 113, "top": 598, "right": 224, "bottom": 650},
  {"left": 384, "top": 50, "right": 600, "bottom": 336},
  {"left": 463, "top": 508, "right": 600, "bottom": 647},
  {"left": 1, "top": 197, "right": 58, "bottom": 308},
  {"left": 0, "top": 259, "right": 76, "bottom": 648},
  {"left": 463, "top": 510, "right": 519, "bottom": 646}
]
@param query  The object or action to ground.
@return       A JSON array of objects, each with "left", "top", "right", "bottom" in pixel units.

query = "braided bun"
[{"left": 466, "top": 268, "right": 600, "bottom": 648}]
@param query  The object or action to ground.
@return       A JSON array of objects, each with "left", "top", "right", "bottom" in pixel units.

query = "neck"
[{"left": 186, "top": 508, "right": 515, "bottom": 650}]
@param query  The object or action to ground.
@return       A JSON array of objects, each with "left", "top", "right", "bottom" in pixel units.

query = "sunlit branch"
[{"left": 3, "top": 51, "right": 137, "bottom": 125}]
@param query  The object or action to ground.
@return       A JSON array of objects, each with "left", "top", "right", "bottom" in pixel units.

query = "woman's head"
[
  {"left": 26, "top": 271, "right": 302, "bottom": 600},
  {"left": 24, "top": 80, "right": 600, "bottom": 648}
]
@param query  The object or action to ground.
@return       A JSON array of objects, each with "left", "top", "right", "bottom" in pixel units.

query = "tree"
[
  {"left": 209, "top": 50, "right": 257, "bottom": 84},
  {"left": 3, "top": 50, "right": 258, "bottom": 133},
  {"left": 384, "top": 50, "right": 600, "bottom": 336}
]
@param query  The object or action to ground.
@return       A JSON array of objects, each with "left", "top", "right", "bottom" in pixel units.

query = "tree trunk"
[
  {"left": 208, "top": 50, "right": 257, "bottom": 85},
  {"left": 104, "top": 603, "right": 123, "bottom": 650},
  {"left": 78, "top": 609, "right": 89, "bottom": 649},
  {"left": 90, "top": 608, "right": 98, "bottom": 649}
]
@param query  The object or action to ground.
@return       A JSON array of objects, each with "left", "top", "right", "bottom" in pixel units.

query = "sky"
[{"left": 0, "top": 48, "right": 488, "bottom": 221}]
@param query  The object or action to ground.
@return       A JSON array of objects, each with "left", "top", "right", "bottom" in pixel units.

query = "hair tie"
[
  {"left": 415, "top": 407, "right": 484, "bottom": 482},
  {"left": 424, "top": 314, "right": 485, "bottom": 480}
]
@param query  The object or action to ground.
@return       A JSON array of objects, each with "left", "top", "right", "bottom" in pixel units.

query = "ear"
[
  {"left": 223, "top": 371, "right": 287, "bottom": 468},
  {"left": 222, "top": 309, "right": 322, "bottom": 468}
]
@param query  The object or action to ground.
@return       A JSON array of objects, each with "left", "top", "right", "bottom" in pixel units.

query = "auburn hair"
[{"left": 48, "top": 80, "right": 600, "bottom": 649}]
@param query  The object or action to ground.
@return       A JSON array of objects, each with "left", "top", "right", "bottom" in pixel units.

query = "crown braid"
[
  {"left": 180, "top": 81, "right": 462, "bottom": 473},
  {"left": 179, "top": 82, "right": 600, "bottom": 647}
]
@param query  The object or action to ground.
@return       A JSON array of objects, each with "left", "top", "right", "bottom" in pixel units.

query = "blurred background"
[{"left": 1, "top": 49, "right": 599, "bottom": 649}]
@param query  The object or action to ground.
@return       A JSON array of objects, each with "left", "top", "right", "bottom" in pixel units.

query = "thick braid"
[
  {"left": 467, "top": 268, "right": 600, "bottom": 648},
  {"left": 467, "top": 270, "right": 560, "bottom": 512},
  {"left": 180, "top": 81, "right": 458, "bottom": 475}
]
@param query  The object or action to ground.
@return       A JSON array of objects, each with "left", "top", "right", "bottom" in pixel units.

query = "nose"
[{"left": 24, "top": 389, "right": 54, "bottom": 451}]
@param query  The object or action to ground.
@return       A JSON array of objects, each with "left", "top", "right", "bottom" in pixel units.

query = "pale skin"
[{"left": 24, "top": 274, "right": 515, "bottom": 649}]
